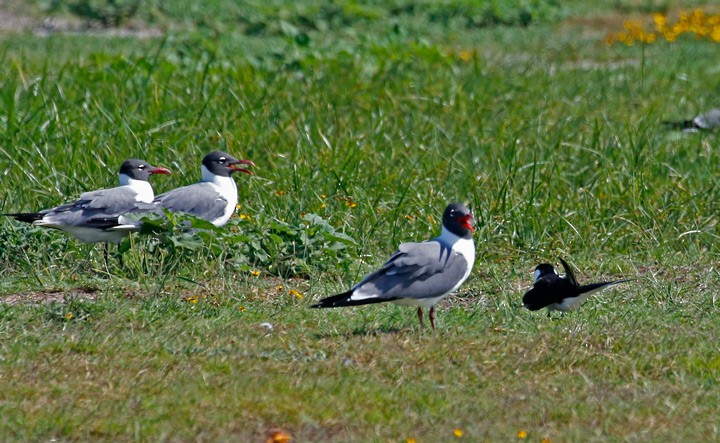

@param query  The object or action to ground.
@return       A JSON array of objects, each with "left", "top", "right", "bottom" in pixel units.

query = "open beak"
[
  {"left": 229, "top": 159, "right": 256, "bottom": 175},
  {"left": 460, "top": 214, "right": 475, "bottom": 233},
  {"left": 150, "top": 166, "right": 171, "bottom": 175}
]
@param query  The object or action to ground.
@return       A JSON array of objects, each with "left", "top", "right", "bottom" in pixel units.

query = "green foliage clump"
[{"left": 124, "top": 211, "right": 356, "bottom": 278}]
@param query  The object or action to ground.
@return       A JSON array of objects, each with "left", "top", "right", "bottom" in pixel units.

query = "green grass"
[{"left": 1, "top": 0, "right": 720, "bottom": 441}]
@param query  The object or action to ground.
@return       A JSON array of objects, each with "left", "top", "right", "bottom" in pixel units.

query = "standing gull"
[
  {"left": 2, "top": 159, "right": 170, "bottom": 244},
  {"left": 311, "top": 203, "right": 476, "bottom": 330}
]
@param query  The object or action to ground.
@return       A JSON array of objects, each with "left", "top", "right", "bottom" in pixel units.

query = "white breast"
[
  {"left": 207, "top": 175, "right": 238, "bottom": 227},
  {"left": 439, "top": 226, "right": 476, "bottom": 292}
]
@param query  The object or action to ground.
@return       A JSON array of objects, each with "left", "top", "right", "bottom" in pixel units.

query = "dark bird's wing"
[
  {"left": 558, "top": 257, "right": 579, "bottom": 287},
  {"left": 577, "top": 279, "right": 631, "bottom": 295},
  {"left": 522, "top": 274, "right": 576, "bottom": 311}
]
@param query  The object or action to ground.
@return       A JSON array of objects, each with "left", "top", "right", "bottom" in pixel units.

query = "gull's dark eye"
[
  {"left": 138, "top": 165, "right": 146, "bottom": 170},
  {"left": 219, "top": 157, "right": 226, "bottom": 163}
]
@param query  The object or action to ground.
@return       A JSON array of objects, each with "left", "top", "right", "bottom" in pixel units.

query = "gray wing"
[
  {"left": 153, "top": 183, "right": 227, "bottom": 222},
  {"left": 41, "top": 187, "right": 139, "bottom": 227},
  {"left": 352, "top": 240, "right": 469, "bottom": 301}
]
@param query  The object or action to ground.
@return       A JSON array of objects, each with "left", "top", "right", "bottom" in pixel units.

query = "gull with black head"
[
  {"left": 2, "top": 159, "right": 170, "bottom": 244},
  {"left": 89, "top": 151, "right": 255, "bottom": 231},
  {"left": 311, "top": 203, "right": 476, "bottom": 330}
]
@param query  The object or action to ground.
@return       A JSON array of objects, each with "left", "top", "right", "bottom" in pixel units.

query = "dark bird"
[
  {"left": 311, "top": 203, "right": 476, "bottom": 330},
  {"left": 2, "top": 159, "right": 170, "bottom": 244},
  {"left": 523, "top": 257, "right": 629, "bottom": 315},
  {"left": 663, "top": 108, "right": 720, "bottom": 132}
]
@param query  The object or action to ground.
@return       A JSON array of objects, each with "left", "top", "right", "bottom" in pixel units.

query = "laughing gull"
[
  {"left": 522, "top": 257, "right": 629, "bottom": 316},
  {"left": 663, "top": 108, "right": 720, "bottom": 132},
  {"left": 152, "top": 151, "right": 254, "bottom": 226},
  {"left": 89, "top": 151, "right": 255, "bottom": 231},
  {"left": 311, "top": 203, "right": 476, "bottom": 330},
  {"left": 2, "top": 159, "right": 170, "bottom": 244}
]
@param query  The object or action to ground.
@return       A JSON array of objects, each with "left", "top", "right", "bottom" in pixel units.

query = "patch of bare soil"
[
  {"left": 0, "top": 7, "right": 163, "bottom": 38},
  {"left": 1, "top": 286, "right": 99, "bottom": 305}
]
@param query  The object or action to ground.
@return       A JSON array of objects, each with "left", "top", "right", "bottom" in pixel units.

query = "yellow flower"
[
  {"left": 186, "top": 296, "right": 199, "bottom": 304},
  {"left": 346, "top": 200, "right": 357, "bottom": 208},
  {"left": 276, "top": 285, "right": 284, "bottom": 291},
  {"left": 239, "top": 214, "right": 251, "bottom": 220},
  {"left": 459, "top": 50, "right": 473, "bottom": 62},
  {"left": 712, "top": 27, "right": 720, "bottom": 42},
  {"left": 250, "top": 270, "right": 261, "bottom": 277},
  {"left": 404, "top": 214, "right": 414, "bottom": 220},
  {"left": 453, "top": 428, "right": 463, "bottom": 438},
  {"left": 653, "top": 13, "right": 667, "bottom": 30},
  {"left": 238, "top": 306, "right": 247, "bottom": 312},
  {"left": 517, "top": 430, "right": 528, "bottom": 439},
  {"left": 406, "top": 439, "right": 417, "bottom": 443},
  {"left": 541, "top": 438, "right": 552, "bottom": 443},
  {"left": 320, "top": 194, "right": 326, "bottom": 199},
  {"left": 275, "top": 190, "right": 286, "bottom": 197},
  {"left": 64, "top": 313, "right": 74, "bottom": 320},
  {"left": 288, "top": 289, "right": 303, "bottom": 299}
]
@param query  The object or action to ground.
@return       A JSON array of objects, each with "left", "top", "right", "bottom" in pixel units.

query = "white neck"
[
  {"left": 201, "top": 165, "right": 238, "bottom": 226},
  {"left": 120, "top": 173, "right": 155, "bottom": 202},
  {"left": 439, "top": 226, "right": 475, "bottom": 266}
]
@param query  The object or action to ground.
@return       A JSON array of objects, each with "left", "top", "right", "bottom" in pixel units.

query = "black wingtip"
[
  {"left": 662, "top": 120, "right": 698, "bottom": 130},
  {"left": 310, "top": 290, "right": 354, "bottom": 309},
  {"left": 1, "top": 212, "right": 43, "bottom": 223},
  {"left": 310, "top": 290, "right": 391, "bottom": 308}
]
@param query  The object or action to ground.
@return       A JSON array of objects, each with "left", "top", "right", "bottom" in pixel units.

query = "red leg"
[
  {"left": 429, "top": 306, "right": 436, "bottom": 330},
  {"left": 417, "top": 307, "right": 425, "bottom": 329}
]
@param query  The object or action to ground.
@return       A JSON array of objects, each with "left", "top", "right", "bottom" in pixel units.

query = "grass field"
[{"left": 1, "top": 1, "right": 719, "bottom": 441}]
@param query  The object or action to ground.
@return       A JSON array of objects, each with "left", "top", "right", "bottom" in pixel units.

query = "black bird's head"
[{"left": 533, "top": 263, "right": 557, "bottom": 282}]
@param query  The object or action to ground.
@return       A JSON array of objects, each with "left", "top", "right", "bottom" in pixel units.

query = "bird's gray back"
[
  {"left": 352, "top": 240, "right": 469, "bottom": 301},
  {"left": 153, "top": 182, "right": 227, "bottom": 221}
]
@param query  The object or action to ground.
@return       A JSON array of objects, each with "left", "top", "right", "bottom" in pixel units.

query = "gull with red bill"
[
  {"left": 89, "top": 151, "right": 254, "bottom": 230},
  {"left": 311, "top": 202, "right": 476, "bottom": 330},
  {"left": 2, "top": 158, "right": 171, "bottom": 244}
]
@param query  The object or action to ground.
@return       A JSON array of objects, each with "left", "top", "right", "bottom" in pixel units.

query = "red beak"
[
  {"left": 229, "top": 159, "right": 256, "bottom": 175},
  {"left": 150, "top": 167, "right": 171, "bottom": 175},
  {"left": 460, "top": 214, "right": 475, "bottom": 233}
]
